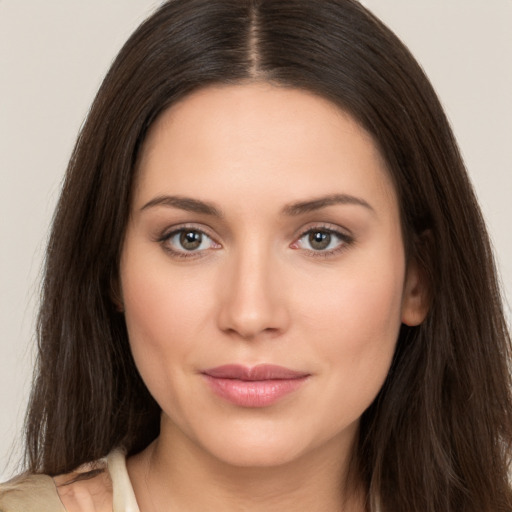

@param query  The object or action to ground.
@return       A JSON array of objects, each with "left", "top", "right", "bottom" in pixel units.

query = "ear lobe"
[{"left": 401, "top": 258, "right": 430, "bottom": 326}]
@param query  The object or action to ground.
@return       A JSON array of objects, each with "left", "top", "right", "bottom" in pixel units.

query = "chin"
[
  {"left": 207, "top": 438, "right": 307, "bottom": 469},
  {"left": 181, "top": 418, "right": 311, "bottom": 469}
]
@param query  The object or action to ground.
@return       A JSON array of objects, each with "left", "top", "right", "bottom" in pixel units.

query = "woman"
[{"left": 1, "top": 0, "right": 511, "bottom": 511}]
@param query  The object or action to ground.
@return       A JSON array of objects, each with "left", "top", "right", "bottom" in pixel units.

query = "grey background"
[{"left": 1, "top": 1, "right": 511, "bottom": 479}]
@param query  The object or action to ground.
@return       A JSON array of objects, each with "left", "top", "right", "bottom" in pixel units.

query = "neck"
[{"left": 128, "top": 421, "right": 366, "bottom": 512}]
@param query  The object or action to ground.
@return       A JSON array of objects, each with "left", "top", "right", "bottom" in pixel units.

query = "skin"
[{"left": 121, "top": 82, "right": 428, "bottom": 512}]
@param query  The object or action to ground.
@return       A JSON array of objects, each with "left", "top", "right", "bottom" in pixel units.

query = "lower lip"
[{"left": 203, "top": 375, "right": 308, "bottom": 407}]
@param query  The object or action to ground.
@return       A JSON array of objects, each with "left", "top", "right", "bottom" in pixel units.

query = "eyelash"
[
  {"left": 157, "top": 224, "right": 354, "bottom": 260},
  {"left": 293, "top": 226, "right": 354, "bottom": 258},
  {"left": 157, "top": 225, "right": 220, "bottom": 260}
]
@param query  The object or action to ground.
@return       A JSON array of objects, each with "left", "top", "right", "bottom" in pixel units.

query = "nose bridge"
[{"left": 217, "top": 236, "right": 288, "bottom": 339}]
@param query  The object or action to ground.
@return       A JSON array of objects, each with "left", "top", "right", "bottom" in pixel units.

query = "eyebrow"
[
  {"left": 140, "top": 195, "right": 223, "bottom": 217},
  {"left": 140, "top": 193, "right": 374, "bottom": 217},
  {"left": 281, "top": 194, "right": 375, "bottom": 216}
]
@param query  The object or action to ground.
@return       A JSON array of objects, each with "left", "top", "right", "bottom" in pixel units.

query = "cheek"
[
  {"left": 120, "top": 251, "right": 211, "bottom": 391},
  {"left": 308, "top": 275, "right": 403, "bottom": 363},
  {"left": 297, "top": 247, "right": 405, "bottom": 412},
  {"left": 302, "top": 248, "right": 404, "bottom": 326}
]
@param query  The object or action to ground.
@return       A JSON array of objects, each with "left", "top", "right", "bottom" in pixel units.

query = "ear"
[{"left": 401, "top": 258, "right": 430, "bottom": 326}]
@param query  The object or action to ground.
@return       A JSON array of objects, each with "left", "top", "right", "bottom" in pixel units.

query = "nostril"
[{"left": 217, "top": 302, "right": 289, "bottom": 340}]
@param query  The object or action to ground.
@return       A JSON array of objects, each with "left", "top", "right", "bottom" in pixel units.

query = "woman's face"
[{"left": 120, "top": 83, "right": 426, "bottom": 468}]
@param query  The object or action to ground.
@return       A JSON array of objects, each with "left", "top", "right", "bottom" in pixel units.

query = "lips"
[
  {"left": 202, "top": 364, "right": 310, "bottom": 407},
  {"left": 203, "top": 364, "right": 308, "bottom": 381}
]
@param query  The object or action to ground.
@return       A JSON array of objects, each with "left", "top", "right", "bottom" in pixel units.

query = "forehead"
[{"left": 134, "top": 82, "right": 397, "bottom": 217}]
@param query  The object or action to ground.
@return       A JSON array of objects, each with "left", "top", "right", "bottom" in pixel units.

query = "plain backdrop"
[{"left": 1, "top": 1, "right": 511, "bottom": 480}]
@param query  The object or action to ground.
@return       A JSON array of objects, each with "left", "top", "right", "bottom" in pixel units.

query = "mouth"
[{"left": 201, "top": 364, "right": 310, "bottom": 408}]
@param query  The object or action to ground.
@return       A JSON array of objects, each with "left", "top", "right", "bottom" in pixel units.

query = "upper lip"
[{"left": 202, "top": 364, "right": 309, "bottom": 381}]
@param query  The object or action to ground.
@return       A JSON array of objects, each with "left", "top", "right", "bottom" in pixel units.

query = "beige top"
[{"left": 0, "top": 449, "right": 139, "bottom": 512}]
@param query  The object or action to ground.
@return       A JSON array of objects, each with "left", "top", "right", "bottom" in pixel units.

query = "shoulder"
[
  {"left": 53, "top": 463, "right": 113, "bottom": 512},
  {"left": 0, "top": 472, "right": 65, "bottom": 512},
  {"left": 0, "top": 453, "right": 117, "bottom": 512}
]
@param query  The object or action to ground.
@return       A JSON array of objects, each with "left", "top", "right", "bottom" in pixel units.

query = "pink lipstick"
[{"left": 202, "top": 364, "right": 310, "bottom": 407}]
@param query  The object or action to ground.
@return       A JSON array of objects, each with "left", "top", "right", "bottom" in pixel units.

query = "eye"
[
  {"left": 293, "top": 228, "right": 352, "bottom": 255},
  {"left": 160, "top": 228, "right": 220, "bottom": 256}
]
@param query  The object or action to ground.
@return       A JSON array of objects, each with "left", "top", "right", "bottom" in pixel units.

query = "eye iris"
[
  {"left": 179, "top": 230, "right": 202, "bottom": 250},
  {"left": 309, "top": 231, "right": 331, "bottom": 250}
]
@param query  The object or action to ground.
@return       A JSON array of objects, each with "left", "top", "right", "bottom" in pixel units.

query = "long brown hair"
[{"left": 25, "top": 1, "right": 512, "bottom": 510}]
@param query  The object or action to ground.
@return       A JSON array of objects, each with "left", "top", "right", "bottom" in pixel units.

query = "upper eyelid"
[
  {"left": 158, "top": 226, "right": 220, "bottom": 258},
  {"left": 294, "top": 222, "right": 353, "bottom": 239},
  {"left": 159, "top": 223, "right": 219, "bottom": 241},
  {"left": 296, "top": 227, "right": 352, "bottom": 245},
  {"left": 156, "top": 222, "right": 353, "bottom": 246}
]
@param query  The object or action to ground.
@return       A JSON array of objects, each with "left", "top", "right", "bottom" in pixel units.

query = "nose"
[{"left": 216, "top": 244, "right": 290, "bottom": 340}]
